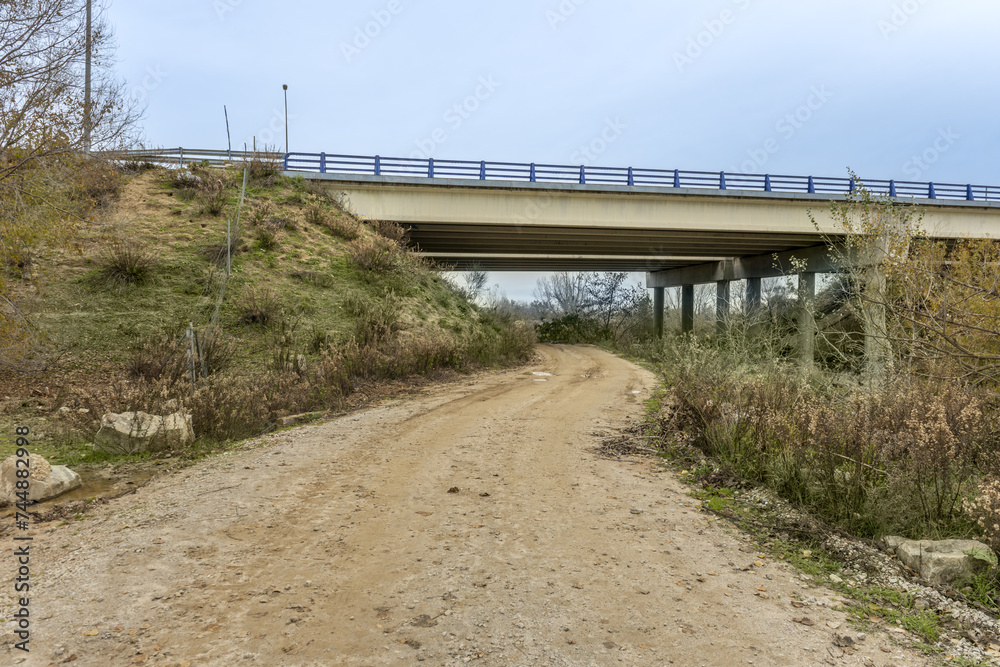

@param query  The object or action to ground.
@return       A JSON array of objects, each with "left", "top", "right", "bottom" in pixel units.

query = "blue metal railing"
[{"left": 282, "top": 151, "right": 1000, "bottom": 203}]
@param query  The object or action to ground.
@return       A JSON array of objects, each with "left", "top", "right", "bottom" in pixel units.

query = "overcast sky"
[{"left": 111, "top": 0, "right": 1000, "bottom": 301}]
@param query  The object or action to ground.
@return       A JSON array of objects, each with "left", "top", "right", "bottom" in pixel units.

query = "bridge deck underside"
[
  {"left": 305, "top": 174, "right": 1000, "bottom": 274},
  {"left": 404, "top": 223, "right": 822, "bottom": 271}
]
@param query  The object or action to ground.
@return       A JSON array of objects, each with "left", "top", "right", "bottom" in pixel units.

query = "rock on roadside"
[
  {"left": 883, "top": 535, "right": 997, "bottom": 586},
  {"left": 94, "top": 410, "right": 195, "bottom": 455},
  {"left": 0, "top": 454, "right": 82, "bottom": 504}
]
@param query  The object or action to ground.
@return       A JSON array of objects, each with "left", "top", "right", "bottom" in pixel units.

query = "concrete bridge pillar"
[
  {"left": 653, "top": 287, "right": 665, "bottom": 338},
  {"left": 746, "top": 277, "right": 762, "bottom": 316},
  {"left": 798, "top": 272, "right": 816, "bottom": 369},
  {"left": 716, "top": 280, "right": 730, "bottom": 334},
  {"left": 681, "top": 284, "right": 694, "bottom": 333}
]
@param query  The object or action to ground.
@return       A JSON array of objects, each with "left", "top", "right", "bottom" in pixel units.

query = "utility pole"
[{"left": 84, "top": 0, "right": 92, "bottom": 153}]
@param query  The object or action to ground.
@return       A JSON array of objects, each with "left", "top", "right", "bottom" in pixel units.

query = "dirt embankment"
[{"left": 2, "top": 345, "right": 933, "bottom": 666}]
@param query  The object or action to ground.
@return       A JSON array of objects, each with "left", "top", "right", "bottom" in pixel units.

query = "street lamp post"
[{"left": 282, "top": 84, "right": 288, "bottom": 155}]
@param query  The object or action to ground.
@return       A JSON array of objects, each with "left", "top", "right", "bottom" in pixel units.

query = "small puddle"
[
  {"left": 531, "top": 372, "right": 554, "bottom": 377},
  {"left": 1, "top": 466, "right": 155, "bottom": 518}
]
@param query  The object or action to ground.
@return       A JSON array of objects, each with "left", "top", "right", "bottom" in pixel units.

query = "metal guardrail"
[
  {"left": 111, "top": 147, "right": 283, "bottom": 167},
  {"left": 284, "top": 152, "right": 1000, "bottom": 203},
  {"left": 110, "top": 148, "right": 1000, "bottom": 203}
]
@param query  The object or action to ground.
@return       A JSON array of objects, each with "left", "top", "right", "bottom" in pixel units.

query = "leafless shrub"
[
  {"left": 72, "top": 159, "right": 125, "bottom": 212},
  {"left": 198, "top": 330, "right": 238, "bottom": 376},
  {"left": 253, "top": 224, "right": 280, "bottom": 251},
  {"left": 117, "top": 157, "right": 156, "bottom": 175},
  {"left": 659, "top": 332, "right": 999, "bottom": 537},
  {"left": 290, "top": 270, "right": 334, "bottom": 289},
  {"left": 95, "top": 240, "right": 158, "bottom": 292},
  {"left": 125, "top": 335, "right": 186, "bottom": 384},
  {"left": 187, "top": 371, "right": 306, "bottom": 442},
  {"left": 243, "top": 146, "right": 283, "bottom": 186},
  {"left": 304, "top": 203, "right": 325, "bottom": 227},
  {"left": 345, "top": 235, "right": 405, "bottom": 273},
  {"left": 967, "top": 475, "right": 1000, "bottom": 552},
  {"left": 198, "top": 177, "right": 227, "bottom": 216},
  {"left": 369, "top": 219, "right": 409, "bottom": 245},
  {"left": 234, "top": 287, "right": 283, "bottom": 328},
  {"left": 321, "top": 214, "right": 362, "bottom": 241},
  {"left": 126, "top": 330, "right": 237, "bottom": 384},
  {"left": 247, "top": 200, "right": 274, "bottom": 226},
  {"left": 344, "top": 291, "right": 402, "bottom": 346}
]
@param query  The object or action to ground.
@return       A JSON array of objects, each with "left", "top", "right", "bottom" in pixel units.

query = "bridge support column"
[
  {"left": 746, "top": 277, "right": 762, "bottom": 317},
  {"left": 798, "top": 272, "right": 816, "bottom": 370},
  {"left": 681, "top": 284, "right": 694, "bottom": 333},
  {"left": 653, "top": 287, "right": 665, "bottom": 338},
  {"left": 716, "top": 280, "right": 730, "bottom": 335}
]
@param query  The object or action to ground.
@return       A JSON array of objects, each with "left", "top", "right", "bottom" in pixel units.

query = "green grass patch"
[{"left": 842, "top": 586, "right": 942, "bottom": 644}]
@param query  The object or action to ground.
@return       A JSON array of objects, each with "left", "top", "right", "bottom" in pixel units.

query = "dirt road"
[{"left": 3, "top": 345, "right": 933, "bottom": 666}]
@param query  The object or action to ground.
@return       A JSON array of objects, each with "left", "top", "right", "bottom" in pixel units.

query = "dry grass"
[
  {"left": 649, "top": 334, "right": 999, "bottom": 540},
  {"left": 242, "top": 147, "right": 283, "bottom": 186},
  {"left": 247, "top": 200, "right": 274, "bottom": 226},
  {"left": 321, "top": 215, "right": 362, "bottom": 241},
  {"left": 233, "top": 287, "right": 283, "bottom": 328},
  {"left": 345, "top": 235, "right": 405, "bottom": 273},
  {"left": 369, "top": 219, "right": 409, "bottom": 244},
  {"left": 126, "top": 330, "right": 237, "bottom": 384},
  {"left": 125, "top": 335, "right": 187, "bottom": 383},
  {"left": 95, "top": 240, "right": 158, "bottom": 292}
]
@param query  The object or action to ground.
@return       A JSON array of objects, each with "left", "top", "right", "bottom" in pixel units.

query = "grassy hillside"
[{"left": 0, "top": 160, "right": 534, "bottom": 465}]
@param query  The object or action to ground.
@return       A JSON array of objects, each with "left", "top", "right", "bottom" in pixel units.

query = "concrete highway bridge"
[
  {"left": 118, "top": 148, "right": 1000, "bottom": 353},
  {"left": 278, "top": 152, "right": 1000, "bottom": 343}
]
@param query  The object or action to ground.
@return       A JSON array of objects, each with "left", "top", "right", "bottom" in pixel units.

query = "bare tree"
[
  {"left": 1, "top": 0, "right": 141, "bottom": 179},
  {"left": 533, "top": 272, "right": 592, "bottom": 317},
  {"left": 585, "top": 272, "right": 646, "bottom": 330},
  {"left": 463, "top": 265, "right": 489, "bottom": 303}
]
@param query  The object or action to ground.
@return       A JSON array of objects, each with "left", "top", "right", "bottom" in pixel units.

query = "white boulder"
[
  {"left": 884, "top": 535, "right": 997, "bottom": 586},
  {"left": 0, "top": 455, "right": 82, "bottom": 504},
  {"left": 94, "top": 410, "right": 195, "bottom": 455}
]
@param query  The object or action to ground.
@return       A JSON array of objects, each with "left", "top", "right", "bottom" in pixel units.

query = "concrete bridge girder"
[{"left": 309, "top": 172, "right": 1000, "bottom": 272}]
